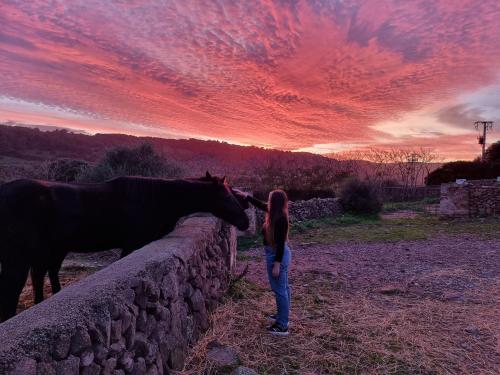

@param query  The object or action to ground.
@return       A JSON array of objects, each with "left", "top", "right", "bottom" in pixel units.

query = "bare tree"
[{"left": 332, "top": 147, "right": 441, "bottom": 199}]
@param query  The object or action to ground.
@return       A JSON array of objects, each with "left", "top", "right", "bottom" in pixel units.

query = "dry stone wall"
[
  {"left": 440, "top": 179, "right": 500, "bottom": 217},
  {"left": 0, "top": 215, "right": 236, "bottom": 375},
  {"left": 255, "top": 197, "right": 343, "bottom": 228}
]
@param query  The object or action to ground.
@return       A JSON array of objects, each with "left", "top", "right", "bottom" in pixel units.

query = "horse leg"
[
  {"left": 48, "top": 255, "right": 65, "bottom": 295},
  {"left": 0, "top": 259, "right": 30, "bottom": 322},
  {"left": 30, "top": 265, "right": 46, "bottom": 304}
]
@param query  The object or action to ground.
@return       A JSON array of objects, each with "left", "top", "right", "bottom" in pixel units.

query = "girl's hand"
[
  {"left": 233, "top": 189, "right": 249, "bottom": 199},
  {"left": 272, "top": 262, "right": 280, "bottom": 278}
]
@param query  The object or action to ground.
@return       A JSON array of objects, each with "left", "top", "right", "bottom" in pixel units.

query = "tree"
[
  {"left": 485, "top": 141, "right": 500, "bottom": 163},
  {"left": 426, "top": 141, "right": 500, "bottom": 185},
  {"left": 426, "top": 161, "right": 500, "bottom": 185},
  {"left": 335, "top": 147, "right": 440, "bottom": 189},
  {"left": 78, "top": 143, "right": 183, "bottom": 182}
]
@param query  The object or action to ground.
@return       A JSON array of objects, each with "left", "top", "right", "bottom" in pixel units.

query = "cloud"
[
  {"left": 0, "top": 0, "right": 499, "bottom": 158},
  {"left": 435, "top": 104, "right": 484, "bottom": 129}
]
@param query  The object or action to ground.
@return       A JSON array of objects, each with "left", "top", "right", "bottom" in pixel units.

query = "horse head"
[
  {"left": 201, "top": 172, "right": 249, "bottom": 231},
  {"left": 228, "top": 187, "right": 250, "bottom": 210}
]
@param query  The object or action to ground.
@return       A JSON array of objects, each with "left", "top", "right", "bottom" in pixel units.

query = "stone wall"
[
  {"left": 0, "top": 215, "right": 236, "bottom": 375},
  {"left": 255, "top": 197, "right": 344, "bottom": 227},
  {"left": 381, "top": 186, "right": 441, "bottom": 202},
  {"left": 440, "top": 179, "right": 500, "bottom": 217}
]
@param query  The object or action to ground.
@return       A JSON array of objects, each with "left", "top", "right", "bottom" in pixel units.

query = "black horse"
[{"left": 0, "top": 172, "right": 249, "bottom": 322}]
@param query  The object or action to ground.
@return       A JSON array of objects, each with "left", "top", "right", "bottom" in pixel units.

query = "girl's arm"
[
  {"left": 273, "top": 216, "right": 287, "bottom": 263},
  {"left": 246, "top": 195, "right": 268, "bottom": 212}
]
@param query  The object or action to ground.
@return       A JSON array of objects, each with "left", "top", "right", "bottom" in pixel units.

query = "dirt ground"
[
  {"left": 17, "top": 249, "right": 120, "bottom": 314},
  {"left": 13, "top": 214, "right": 500, "bottom": 374},
  {"left": 181, "top": 230, "right": 500, "bottom": 374}
]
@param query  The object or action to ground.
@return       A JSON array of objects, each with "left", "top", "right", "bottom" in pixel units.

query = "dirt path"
[{"left": 182, "top": 235, "right": 500, "bottom": 374}]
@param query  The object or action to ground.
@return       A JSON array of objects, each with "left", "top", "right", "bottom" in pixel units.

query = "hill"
[{"left": 0, "top": 124, "right": 349, "bottom": 191}]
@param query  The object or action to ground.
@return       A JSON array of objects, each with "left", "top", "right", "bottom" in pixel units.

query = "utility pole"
[{"left": 474, "top": 121, "right": 494, "bottom": 161}]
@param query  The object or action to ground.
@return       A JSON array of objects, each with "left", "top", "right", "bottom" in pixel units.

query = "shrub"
[
  {"left": 485, "top": 141, "right": 500, "bottom": 163},
  {"left": 47, "top": 159, "right": 90, "bottom": 182},
  {"left": 426, "top": 160, "right": 500, "bottom": 185},
  {"left": 426, "top": 141, "right": 500, "bottom": 185},
  {"left": 253, "top": 188, "right": 335, "bottom": 201},
  {"left": 78, "top": 143, "right": 183, "bottom": 182},
  {"left": 0, "top": 162, "right": 49, "bottom": 184},
  {"left": 339, "top": 179, "right": 382, "bottom": 214}
]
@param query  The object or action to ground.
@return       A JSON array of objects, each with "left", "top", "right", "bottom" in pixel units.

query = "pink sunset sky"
[{"left": 1, "top": 0, "right": 499, "bottom": 160}]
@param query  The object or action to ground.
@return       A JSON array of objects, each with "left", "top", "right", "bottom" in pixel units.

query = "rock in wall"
[
  {"left": 439, "top": 183, "right": 470, "bottom": 217},
  {"left": 0, "top": 215, "right": 236, "bottom": 375},
  {"left": 255, "top": 197, "right": 344, "bottom": 228},
  {"left": 289, "top": 198, "right": 344, "bottom": 222}
]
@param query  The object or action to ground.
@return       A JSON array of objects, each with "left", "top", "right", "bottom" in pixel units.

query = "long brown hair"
[{"left": 263, "top": 189, "right": 289, "bottom": 249}]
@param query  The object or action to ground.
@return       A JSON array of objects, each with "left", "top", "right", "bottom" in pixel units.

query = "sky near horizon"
[{"left": 1, "top": 0, "right": 500, "bottom": 160}]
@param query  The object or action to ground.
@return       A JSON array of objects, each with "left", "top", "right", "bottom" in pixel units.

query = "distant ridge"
[
  {"left": 1, "top": 121, "right": 90, "bottom": 135},
  {"left": 0, "top": 123, "right": 338, "bottom": 178}
]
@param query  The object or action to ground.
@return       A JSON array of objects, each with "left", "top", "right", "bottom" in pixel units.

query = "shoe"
[
  {"left": 267, "top": 323, "right": 289, "bottom": 336},
  {"left": 266, "top": 314, "right": 277, "bottom": 322}
]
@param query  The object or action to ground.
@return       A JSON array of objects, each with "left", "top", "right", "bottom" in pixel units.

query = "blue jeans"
[{"left": 265, "top": 244, "right": 291, "bottom": 328}]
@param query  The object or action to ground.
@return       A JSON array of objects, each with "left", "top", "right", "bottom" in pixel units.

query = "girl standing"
[{"left": 245, "top": 190, "right": 291, "bottom": 336}]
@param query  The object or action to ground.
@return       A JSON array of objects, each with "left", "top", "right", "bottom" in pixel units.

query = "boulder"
[
  {"left": 207, "top": 345, "right": 239, "bottom": 370},
  {"left": 231, "top": 366, "right": 259, "bottom": 375}
]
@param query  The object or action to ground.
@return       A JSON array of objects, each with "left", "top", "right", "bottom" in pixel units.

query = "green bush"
[
  {"left": 340, "top": 179, "right": 382, "bottom": 214},
  {"left": 78, "top": 143, "right": 183, "bottom": 182},
  {"left": 47, "top": 159, "right": 90, "bottom": 182}
]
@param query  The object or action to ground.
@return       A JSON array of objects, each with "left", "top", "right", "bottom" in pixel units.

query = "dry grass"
[
  {"left": 178, "top": 227, "right": 500, "bottom": 374},
  {"left": 178, "top": 277, "right": 435, "bottom": 374}
]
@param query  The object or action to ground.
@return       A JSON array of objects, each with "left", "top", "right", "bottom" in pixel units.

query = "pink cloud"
[{"left": 1, "top": 0, "right": 499, "bottom": 158}]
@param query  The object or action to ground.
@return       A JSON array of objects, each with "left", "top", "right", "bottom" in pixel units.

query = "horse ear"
[
  {"left": 205, "top": 171, "right": 212, "bottom": 179},
  {"left": 222, "top": 176, "right": 227, "bottom": 184}
]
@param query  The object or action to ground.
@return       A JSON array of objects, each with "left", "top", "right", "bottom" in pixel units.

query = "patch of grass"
[
  {"left": 293, "top": 214, "right": 500, "bottom": 244},
  {"left": 292, "top": 217, "right": 335, "bottom": 233},
  {"left": 424, "top": 196, "right": 440, "bottom": 204},
  {"left": 292, "top": 214, "right": 378, "bottom": 235},
  {"left": 439, "top": 216, "right": 500, "bottom": 238},
  {"left": 236, "top": 253, "right": 259, "bottom": 262},
  {"left": 383, "top": 201, "right": 425, "bottom": 213},
  {"left": 383, "top": 197, "right": 439, "bottom": 213},
  {"left": 334, "top": 212, "right": 379, "bottom": 224},
  {"left": 237, "top": 234, "right": 261, "bottom": 251}
]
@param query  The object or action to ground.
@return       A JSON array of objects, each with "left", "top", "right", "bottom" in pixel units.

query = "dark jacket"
[{"left": 247, "top": 196, "right": 288, "bottom": 262}]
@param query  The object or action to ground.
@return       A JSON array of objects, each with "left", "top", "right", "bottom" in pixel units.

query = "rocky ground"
[
  {"left": 180, "top": 216, "right": 500, "bottom": 374},
  {"left": 14, "top": 212, "right": 500, "bottom": 374}
]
